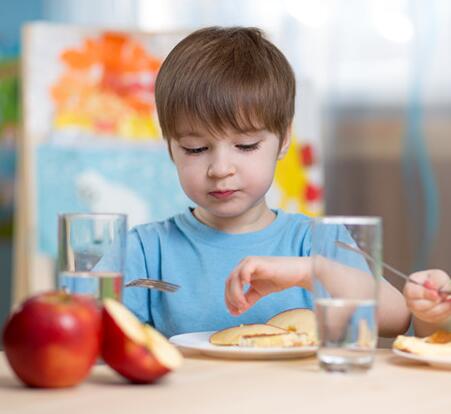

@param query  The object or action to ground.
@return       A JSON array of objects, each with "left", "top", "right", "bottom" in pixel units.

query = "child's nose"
[{"left": 207, "top": 152, "right": 236, "bottom": 178}]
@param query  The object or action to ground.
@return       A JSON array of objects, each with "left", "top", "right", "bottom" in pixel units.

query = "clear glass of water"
[
  {"left": 311, "top": 216, "right": 382, "bottom": 373},
  {"left": 57, "top": 213, "right": 127, "bottom": 302}
]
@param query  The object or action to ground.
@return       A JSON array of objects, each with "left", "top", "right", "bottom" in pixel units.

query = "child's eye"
[
  {"left": 182, "top": 146, "right": 208, "bottom": 154},
  {"left": 236, "top": 142, "right": 261, "bottom": 152}
]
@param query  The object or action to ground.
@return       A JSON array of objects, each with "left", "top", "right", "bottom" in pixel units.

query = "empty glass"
[
  {"left": 311, "top": 216, "right": 382, "bottom": 373},
  {"left": 57, "top": 213, "right": 127, "bottom": 301}
]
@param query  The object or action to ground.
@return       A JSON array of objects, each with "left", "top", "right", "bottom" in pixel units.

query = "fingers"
[
  {"left": 427, "top": 269, "right": 450, "bottom": 287},
  {"left": 409, "top": 271, "right": 430, "bottom": 285},
  {"left": 225, "top": 259, "right": 257, "bottom": 315},
  {"left": 405, "top": 271, "right": 451, "bottom": 323},
  {"left": 410, "top": 301, "right": 451, "bottom": 323},
  {"left": 406, "top": 295, "right": 450, "bottom": 323},
  {"left": 410, "top": 269, "right": 450, "bottom": 291},
  {"left": 408, "top": 298, "right": 440, "bottom": 313},
  {"left": 244, "top": 287, "right": 262, "bottom": 309},
  {"left": 406, "top": 270, "right": 451, "bottom": 301},
  {"left": 225, "top": 271, "right": 245, "bottom": 315},
  {"left": 425, "top": 301, "right": 451, "bottom": 320},
  {"left": 404, "top": 281, "right": 440, "bottom": 302}
]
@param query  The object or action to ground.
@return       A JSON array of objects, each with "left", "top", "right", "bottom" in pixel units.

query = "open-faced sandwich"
[
  {"left": 209, "top": 308, "right": 318, "bottom": 348},
  {"left": 393, "top": 330, "right": 451, "bottom": 356}
]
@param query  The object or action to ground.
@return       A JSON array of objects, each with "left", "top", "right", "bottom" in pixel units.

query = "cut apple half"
[
  {"left": 267, "top": 308, "right": 318, "bottom": 345},
  {"left": 103, "top": 298, "right": 147, "bottom": 345},
  {"left": 102, "top": 299, "right": 183, "bottom": 383},
  {"left": 210, "top": 324, "right": 287, "bottom": 346},
  {"left": 143, "top": 325, "right": 183, "bottom": 371}
]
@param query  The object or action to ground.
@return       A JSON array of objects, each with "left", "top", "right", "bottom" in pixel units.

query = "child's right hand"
[
  {"left": 403, "top": 269, "right": 451, "bottom": 324},
  {"left": 225, "top": 256, "right": 312, "bottom": 316}
]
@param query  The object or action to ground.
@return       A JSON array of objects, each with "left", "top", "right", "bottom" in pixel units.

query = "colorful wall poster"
[
  {"left": 50, "top": 31, "right": 162, "bottom": 140},
  {"left": 23, "top": 24, "right": 188, "bottom": 246}
]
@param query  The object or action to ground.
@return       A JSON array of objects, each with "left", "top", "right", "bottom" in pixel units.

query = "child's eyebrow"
[{"left": 241, "top": 128, "right": 265, "bottom": 135}]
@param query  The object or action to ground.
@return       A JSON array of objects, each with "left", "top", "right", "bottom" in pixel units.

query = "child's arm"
[
  {"left": 403, "top": 270, "right": 451, "bottom": 337},
  {"left": 225, "top": 256, "right": 313, "bottom": 316},
  {"left": 314, "top": 256, "right": 410, "bottom": 337},
  {"left": 225, "top": 256, "right": 410, "bottom": 337}
]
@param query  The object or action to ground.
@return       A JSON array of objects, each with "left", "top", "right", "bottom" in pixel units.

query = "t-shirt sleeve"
[
  {"left": 123, "top": 228, "right": 153, "bottom": 325},
  {"left": 306, "top": 220, "right": 372, "bottom": 273},
  {"left": 334, "top": 224, "right": 372, "bottom": 273}
]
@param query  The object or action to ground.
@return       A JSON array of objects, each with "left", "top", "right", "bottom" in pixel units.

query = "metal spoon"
[{"left": 335, "top": 240, "right": 451, "bottom": 294}]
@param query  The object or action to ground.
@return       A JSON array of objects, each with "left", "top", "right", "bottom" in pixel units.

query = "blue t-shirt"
[
  {"left": 123, "top": 208, "right": 315, "bottom": 337},
  {"left": 123, "top": 208, "right": 374, "bottom": 338}
]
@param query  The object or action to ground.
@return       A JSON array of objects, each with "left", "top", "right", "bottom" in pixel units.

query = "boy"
[{"left": 123, "top": 26, "right": 410, "bottom": 338}]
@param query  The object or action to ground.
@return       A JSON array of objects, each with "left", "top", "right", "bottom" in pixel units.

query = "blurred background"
[{"left": 1, "top": 0, "right": 450, "bottom": 331}]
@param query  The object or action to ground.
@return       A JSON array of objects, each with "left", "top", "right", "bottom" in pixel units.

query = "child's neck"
[{"left": 192, "top": 203, "right": 276, "bottom": 234}]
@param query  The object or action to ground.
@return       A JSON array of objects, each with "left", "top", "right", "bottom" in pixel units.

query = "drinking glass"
[
  {"left": 311, "top": 216, "right": 382, "bottom": 372},
  {"left": 57, "top": 213, "right": 127, "bottom": 301}
]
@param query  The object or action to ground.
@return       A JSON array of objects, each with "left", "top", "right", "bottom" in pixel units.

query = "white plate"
[
  {"left": 169, "top": 331, "right": 317, "bottom": 360},
  {"left": 392, "top": 348, "right": 451, "bottom": 369}
]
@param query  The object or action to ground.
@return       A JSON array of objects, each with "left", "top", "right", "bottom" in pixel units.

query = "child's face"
[{"left": 170, "top": 122, "right": 289, "bottom": 227}]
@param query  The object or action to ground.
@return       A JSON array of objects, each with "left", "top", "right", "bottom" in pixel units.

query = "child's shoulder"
[
  {"left": 277, "top": 209, "right": 313, "bottom": 227},
  {"left": 128, "top": 211, "right": 189, "bottom": 242},
  {"left": 131, "top": 213, "right": 181, "bottom": 235},
  {"left": 272, "top": 210, "right": 314, "bottom": 241}
]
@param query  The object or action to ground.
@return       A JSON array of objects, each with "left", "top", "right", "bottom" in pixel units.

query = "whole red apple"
[
  {"left": 2, "top": 291, "right": 101, "bottom": 388},
  {"left": 102, "top": 299, "right": 182, "bottom": 383}
]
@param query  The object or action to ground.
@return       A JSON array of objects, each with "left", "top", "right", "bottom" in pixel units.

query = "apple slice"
[
  {"left": 210, "top": 324, "right": 287, "bottom": 346},
  {"left": 426, "top": 330, "right": 451, "bottom": 344},
  {"left": 267, "top": 308, "right": 318, "bottom": 345},
  {"left": 102, "top": 299, "right": 182, "bottom": 383}
]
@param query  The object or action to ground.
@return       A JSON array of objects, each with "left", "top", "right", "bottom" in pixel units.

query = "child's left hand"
[
  {"left": 225, "top": 256, "right": 312, "bottom": 316},
  {"left": 403, "top": 270, "right": 451, "bottom": 324}
]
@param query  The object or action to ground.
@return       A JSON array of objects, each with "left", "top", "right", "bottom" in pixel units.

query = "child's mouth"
[{"left": 209, "top": 190, "right": 237, "bottom": 200}]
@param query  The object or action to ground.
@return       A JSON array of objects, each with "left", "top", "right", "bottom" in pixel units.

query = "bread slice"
[
  {"left": 209, "top": 324, "right": 287, "bottom": 346},
  {"left": 267, "top": 308, "right": 318, "bottom": 345}
]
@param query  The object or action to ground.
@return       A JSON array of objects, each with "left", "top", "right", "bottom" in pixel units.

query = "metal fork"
[
  {"left": 124, "top": 278, "right": 180, "bottom": 293},
  {"left": 335, "top": 240, "right": 451, "bottom": 295}
]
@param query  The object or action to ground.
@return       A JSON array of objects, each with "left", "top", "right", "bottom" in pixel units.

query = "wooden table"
[{"left": 1, "top": 350, "right": 450, "bottom": 414}]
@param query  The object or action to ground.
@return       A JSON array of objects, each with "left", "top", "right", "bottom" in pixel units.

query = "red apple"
[
  {"left": 102, "top": 298, "right": 182, "bottom": 383},
  {"left": 2, "top": 291, "right": 101, "bottom": 388}
]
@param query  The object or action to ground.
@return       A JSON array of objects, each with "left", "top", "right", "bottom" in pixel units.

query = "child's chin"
[{"left": 203, "top": 205, "right": 249, "bottom": 218}]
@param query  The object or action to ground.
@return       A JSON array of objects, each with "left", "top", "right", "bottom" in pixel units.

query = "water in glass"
[
  {"left": 315, "top": 298, "right": 377, "bottom": 372},
  {"left": 58, "top": 271, "right": 123, "bottom": 301}
]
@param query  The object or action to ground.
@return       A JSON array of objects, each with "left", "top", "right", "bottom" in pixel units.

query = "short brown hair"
[{"left": 155, "top": 26, "right": 295, "bottom": 143}]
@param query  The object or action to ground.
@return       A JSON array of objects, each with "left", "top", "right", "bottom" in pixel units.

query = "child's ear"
[
  {"left": 167, "top": 139, "right": 175, "bottom": 161},
  {"left": 277, "top": 127, "right": 292, "bottom": 160}
]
